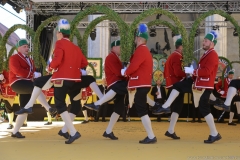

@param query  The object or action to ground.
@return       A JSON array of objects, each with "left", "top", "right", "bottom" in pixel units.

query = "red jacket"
[
  {"left": 105, "top": 52, "right": 125, "bottom": 88},
  {"left": 215, "top": 78, "right": 231, "bottom": 98},
  {"left": 49, "top": 38, "right": 88, "bottom": 81},
  {"left": 9, "top": 52, "right": 35, "bottom": 85},
  {"left": 125, "top": 44, "right": 153, "bottom": 89},
  {"left": 193, "top": 48, "right": 218, "bottom": 89},
  {"left": 1, "top": 70, "right": 9, "bottom": 87},
  {"left": 164, "top": 50, "right": 186, "bottom": 88},
  {"left": 0, "top": 70, "right": 16, "bottom": 98}
]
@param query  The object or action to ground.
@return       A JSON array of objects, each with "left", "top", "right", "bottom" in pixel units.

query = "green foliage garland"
[
  {"left": 3, "top": 46, "right": 16, "bottom": 71},
  {"left": 70, "top": 5, "right": 128, "bottom": 61},
  {"left": 0, "top": 24, "right": 35, "bottom": 71},
  {"left": 189, "top": 10, "right": 240, "bottom": 61},
  {"left": 129, "top": 9, "right": 188, "bottom": 64},
  {"left": 82, "top": 16, "right": 111, "bottom": 57},
  {"left": 33, "top": 16, "right": 60, "bottom": 68},
  {"left": 72, "top": 28, "right": 82, "bottom": 49}
]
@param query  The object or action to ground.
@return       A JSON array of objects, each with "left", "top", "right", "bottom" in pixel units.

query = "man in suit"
[{"left": 151, "top": 79, "right": 166, "bottom": 121}]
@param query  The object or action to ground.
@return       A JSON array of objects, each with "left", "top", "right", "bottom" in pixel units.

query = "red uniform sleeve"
[
  {"left": 193, "top": 52, "right": 218, "bottom": 77},
  {"left": 215, "top": 80, "right": 222, "bottom": 92},
  {"left": 125, "top": 48, "right": 146, "bottom": 76},
  {"left": 49, "top": 40, "right": 64, "bottom": 71},
  {"left": 171, "top": 55, "right": 186, "bottom": 78},
  {"left": 9, "top": 56, "right": 34, "bottom": 79},
  {"left": 105, "top": 55, "right": 122, "bottom": 77}
]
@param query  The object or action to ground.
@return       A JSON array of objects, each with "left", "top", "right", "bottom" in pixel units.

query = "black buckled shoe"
[
  {"left": 152, "top": 105, "right": 171, "bottom": 115},
  {"left": 65, "top": 131, "right": 81, "bottom": 144},
  {"left": 204, "top": 133, "right": 222, "bottom": 144},
  {"left": 103, "top": 131, "right": 118, "bottom": 140},
  {"left": 214, "top": 103, "right": 230, "bottom": 112},
  {"left": 84, "top": 103, "right": 100, "bottom": 111},
  {"left": 165, "top": 131, "right": 180, "bottom": 139},
  {"left": 15, "top": 107, "right": 33, "bottom": 115},
  {"left": 49, "top": 108, "right": 57, "bottom": 118},
  {"left": 44, "top": 122, "right": 52, "bottom": 125},
  {"left": 7, "top": 124, "right": 13, "bottom": 129},
  {"left": 228, "top": 122, "right": 237, "bottom": 126},
  {"left": 149, "top": 102, "right": 160, "bottom": 111},
  {"left": 11, "top": 132, "right": 25, "bottom": 138},
  {"left": 139, "top": 136, "right": 157, "bottom": 144},
  {"left": 58, "top": 130, "right": 70, "bottom": 139}
]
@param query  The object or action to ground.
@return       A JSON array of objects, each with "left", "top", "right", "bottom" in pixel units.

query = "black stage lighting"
[
  {"left": 90, "top": 28, "right": 96, "bottom": 41},
  {"left": 149, "top": 27, "right": 156, "bottom": 37},
  {"left": 233, "top": 28, "right": 238, "bottom": 37},
  {"left": 111, "top": 28, "right": 118, "bottom": 37}
]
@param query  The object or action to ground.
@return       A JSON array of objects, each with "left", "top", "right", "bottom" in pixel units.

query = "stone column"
[
  {"left": 88, "top": 15, "right": 110, "bottom": 62},
  {"left": 205, "top": 14, "right": 227, "bottom": 57}
]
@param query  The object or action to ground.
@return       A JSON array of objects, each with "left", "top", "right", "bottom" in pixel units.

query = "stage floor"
[{"left": 0, "top": 120, "right": 240, "bottom": 160}]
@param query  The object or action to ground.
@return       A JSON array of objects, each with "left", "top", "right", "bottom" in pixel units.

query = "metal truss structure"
[
  {"left": 9, "top": 1, "right": 240, "bottom": 15},
  {"left": 26, "top": 11, "right": 34, "bottom": 52},
  {"left": 19, "top": 1, "right": 239, "bottom": 49},
  {"left": 45, "top": 20, "right": 239, "bottom": 30}
]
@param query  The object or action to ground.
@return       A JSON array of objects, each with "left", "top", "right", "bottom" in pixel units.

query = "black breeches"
[
  {"left": 229, "top": 79, "right": 240, "bottom": 90},
  {"left": 134, "top": 87, "right": 151, "bottom": 117},
  {"left": 171, "top": 92, "right": 184, "bottom": 114},
  {"left": 198, "top": 89, "right": 212, "bottom": 117},
  {"left": 54, "top": 80, "right": 81, "bottom": 114},
  {"left": 11, "top": 80, "right": 34, "bottom": 108},
  {"left": 113, "top": 94, "right": 125, "bottom": 115}
]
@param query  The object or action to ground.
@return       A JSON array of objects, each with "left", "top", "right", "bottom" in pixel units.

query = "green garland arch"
[
  {"left": 72, "top": 28, "right": 83, "bottom": 49},
  {"left": 70, "top": 5, "right": 129, "bottom": 61},
  {"left": 0, "top": 24, "right": 35, "bottom": 71},
  {"left": 3, "top": 46, "right": 17, "bottom": 71},
  {"left": 33, "top": 16, "right": 60, "bottom": 68},
  {"left": 129, "top": 8, "right": 188, "bottom": 64},
  {"left": 189, "top": 10, "right": 240, "bottom": 60},
  {"left": 82, "top": 16, "right": 111, "bottom": 57}
]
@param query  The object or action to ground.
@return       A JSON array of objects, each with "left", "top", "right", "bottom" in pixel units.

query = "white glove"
[
  {"left": 121, "top": 67, "right": 126, "bottom": 76},
  {"left": 81, "top": 69, "right": 87, "bottom": 76},
  {"left": 0, "top": 74, "right": 4, "bottom": 81},
  {"left": 46, "top": 66, "right": 50, "bottom": 73},
  {"left": 184, "top": 66, "right": 194, "bottom": 74},
  {"left": 34, "top": 72, "right": 42, "bottom": 78},
  {"left": 219, "top": 91, "right": 225, "bottom": 95}
]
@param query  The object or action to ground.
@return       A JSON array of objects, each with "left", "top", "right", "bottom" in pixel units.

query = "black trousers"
[
  {"left": 103, "top": 80, "right": 128, "bottom": 116},
  {"left": 34, "top": 75, "right": 95, "bottom": 90},
  {"left": 54, "top": 80, "right": 81, "bottom": 114},
  {"left": 229, "top": 79, "right": 240, "bottom": 89},
  {"left": 172, "top": 78, "right": 192, "bottom": 114},
  {"left": 34, "top": 75, "right": 96, "bottom": 115},
  {"left": 198, "top": 89, "right": 212, "bottom": 117},
  {"left": 134, "top": 87, "right": 151, "bottom": 117},
  {"left": 173, "top": 78, "right": 213, "bottom": 117},
  {"left": 11, "top": 80, "right": 34, "bottom": 108}
]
